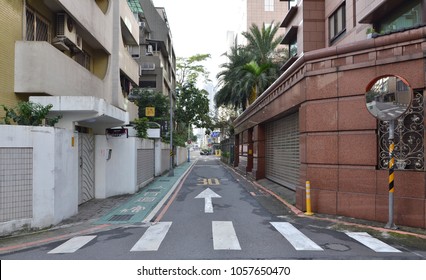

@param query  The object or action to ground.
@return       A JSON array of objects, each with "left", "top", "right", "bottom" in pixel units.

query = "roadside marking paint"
[
  {"left": 197, "top": 178, "right": 220, "bottom": 185},
  {"left": 48, "top": 235, "right": 96, "bottom": 254},
  {"left": 130, "top": 222, "right": 172, "bottom": 251},
  {"left": 271, "top": 222, "right": 323, "bottom": 251},
  {"left": 346, "top": 232, "right": 401, "bottom": 253},
  {"left": 212, "top": 221, "right": 241, "bottom": 250},
  {"left": 195, "top": 188, "right": 221, "bottom": 213}
]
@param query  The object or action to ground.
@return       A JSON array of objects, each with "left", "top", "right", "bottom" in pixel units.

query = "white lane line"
[
  {"left": 346, "top": 232, "right": 401, "bottom": 253},
  {"left": 212, "top": 221, "right": 241, "bottom": 250},
  {"left": 271, "top": 222, "right": 323, "bottom": 251},
  {"left": 48, "top": 236, "right": 96, "bottom": 254},
  {"left": 130, "top": 222, "right": 172, "bottom": 251}
]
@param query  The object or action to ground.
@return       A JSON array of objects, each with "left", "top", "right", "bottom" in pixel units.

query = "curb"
[{"left": 223, "top": 162, "right": 426, "bottom": 240}]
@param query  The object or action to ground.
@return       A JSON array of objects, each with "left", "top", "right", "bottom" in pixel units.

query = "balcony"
[
  {"left": 43, "top": 0, "right": 112, "bottom": 52},
  {"left": 14, "top": 41, "right": 105, "bottom": 99},
  {"left": 120, "top": 0, "right": 139, "bottom": 46}
]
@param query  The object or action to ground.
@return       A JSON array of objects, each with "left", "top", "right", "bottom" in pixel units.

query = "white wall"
[
  {"left": 0, "top": 126, "right": 78, "bottom": 235},
  {"left": 95, "top": 136, "right": 154, "bottom": 198}
]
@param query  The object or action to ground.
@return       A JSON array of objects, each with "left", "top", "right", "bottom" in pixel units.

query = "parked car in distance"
[{"left": 200, "top": 149, "right": 211, "bottom": 155}]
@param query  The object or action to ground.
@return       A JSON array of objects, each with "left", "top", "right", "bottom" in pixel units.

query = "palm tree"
[{"left": 215, "top": 22, "right": 286, "bottom": 111}]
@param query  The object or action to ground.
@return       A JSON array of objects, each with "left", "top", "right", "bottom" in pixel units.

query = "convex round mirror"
[{"left": 365, "top": 75, "right": 412, "bottom": 121}]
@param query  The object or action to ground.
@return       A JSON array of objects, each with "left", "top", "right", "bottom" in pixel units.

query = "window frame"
[
  {"left": 264, "top": 0, "right": 274, "bottom": 12},
  {"left": 329, "top": 2, "right": 346, "bottom": 45}
]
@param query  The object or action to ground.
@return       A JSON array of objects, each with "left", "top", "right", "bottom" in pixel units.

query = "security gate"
[
  {"left": 265, "top": 112, "right": 300, "bottom": 190},
  {"left": 78, "top": 133, "right": 95, "bottom": 204}
]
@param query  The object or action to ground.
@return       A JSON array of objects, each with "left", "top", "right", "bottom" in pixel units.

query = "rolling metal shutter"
[
  {"left": 137, "top": 149, "right": 155, "bottom": 188},
  {"left": 265, "top": 112, "right": 300, "bottom": 190}
]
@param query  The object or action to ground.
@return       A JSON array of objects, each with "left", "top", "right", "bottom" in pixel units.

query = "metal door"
[
  {"left": 78, "top": 133, "right": 95, "bottom": 204},
  {"left": 265, "top": 112, "right": 300, "bottom": 190}
]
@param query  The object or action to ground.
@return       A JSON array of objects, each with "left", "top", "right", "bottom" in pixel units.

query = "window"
[
  {"left": 288, "top": 0, "right": 297, "bottom": 9},
  {"left": 264, "top": 0, "right": 274, "bottom": 12},
  {"left": 329, "top": 2, "right": 346, "bottom": 44},
  {"left": 74, "top": 51, "right": 91, "bottom": 71},
  {"left": 26, "top": 7, "right": 50, "bottom": 42},
  {"left": 289, "top": 40, "right": 297, "bottom": 57},
  {"left": 379, "top": 0, "right": 422, "bottom": 33}
]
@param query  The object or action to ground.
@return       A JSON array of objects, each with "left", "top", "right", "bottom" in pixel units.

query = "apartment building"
[
  {"left": 1, "top": 0, "right": 141, "bottom": 131},
  {"left": 247, "top": 0, "right": 289, "bottom": 38},
  {"left": 234, "top": 0, "right": 426, "bottom": 228},
  {"left": 136, "top": 0, "right": 176, "bottom": 97},
  {"left": 0, "top": 0, "right": 145, "bottom": 232}
]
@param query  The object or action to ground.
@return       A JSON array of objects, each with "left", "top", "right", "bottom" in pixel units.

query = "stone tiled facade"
[{"left": 235, "top": 0, "right": 426, "bottom": 228}]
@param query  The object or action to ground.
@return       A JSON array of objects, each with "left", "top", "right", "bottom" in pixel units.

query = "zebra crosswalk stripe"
[
  {"left": 212, "top": 221, "right": 241, "bottom": 250},
  {"left": 271, "top": 222, "right": 323, "bottom": 251},
  {"left": 48, "top": 236, "right": 97, "bottom": 254},
  {"left": 345, "top": 232, "right": 401, "bottom": 253},
  {"left": 130, "top": 222, "right": 172, "bottom": 251}
]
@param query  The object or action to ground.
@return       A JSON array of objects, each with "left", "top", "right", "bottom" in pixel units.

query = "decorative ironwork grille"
[
  {"left": 26, "top": 7, "right": 50, "bottom": 42},
  {"left": 379, "top": 90, "right": 424, "bottom": 170}
]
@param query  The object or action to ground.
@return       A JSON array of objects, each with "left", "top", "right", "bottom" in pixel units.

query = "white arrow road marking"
[
  {"left": 346, "top": 232, "right": 401, "bottom": 253},
  {"left": 212, "top": 221, "right": 241, "bottom": 250},
  {"left": 131, "top": 222, "right": 172, "bottom": 251},
  {"left": 48, "top": 236, "right": 97, "bottom": 254},
  {"left": 195, "top": 188, "right": 221, "bottom": 213},
  {"left": 271, "top": 222, "right": 323, "bottom": 251}
]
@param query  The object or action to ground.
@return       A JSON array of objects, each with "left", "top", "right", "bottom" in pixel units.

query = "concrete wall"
[
  {"left": 0, "top": 125, "right": 78, "bottom": 235},
  {"left": 95, "top": 136, "right": 154, "bottom": 198}
]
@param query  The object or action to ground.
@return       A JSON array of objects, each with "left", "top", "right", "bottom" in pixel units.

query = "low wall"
[
  {"left": 95, "top": 136, "right": 154, "bottom": 198},
  {"left": 0, "top": 125, "right": 78, "bottom": 235}
]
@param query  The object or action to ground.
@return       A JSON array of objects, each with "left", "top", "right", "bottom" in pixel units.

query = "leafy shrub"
[{"left": 1, "top": 101, "right": 61, "bottom": 126}]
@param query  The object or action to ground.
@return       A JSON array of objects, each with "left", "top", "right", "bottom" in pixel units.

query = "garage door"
[{"left": 265, "top": 112, "right": 300, "bottom": 190}]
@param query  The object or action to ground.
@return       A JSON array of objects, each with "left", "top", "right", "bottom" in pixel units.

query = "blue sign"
[{"left": 211, "top": 131, "right": 220, "bottom": 138}]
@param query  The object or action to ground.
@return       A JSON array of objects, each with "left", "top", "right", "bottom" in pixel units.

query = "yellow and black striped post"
[{"left": 385, "top": 120, "right": 397, "bottom": 229}]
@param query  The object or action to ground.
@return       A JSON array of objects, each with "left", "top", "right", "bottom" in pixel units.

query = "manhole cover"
[
  {"left": 108, "top": 214, "right": 134, "bottom": 221},
  {"left": 324, "top": 243, "right": 351, "bottom": 252}
]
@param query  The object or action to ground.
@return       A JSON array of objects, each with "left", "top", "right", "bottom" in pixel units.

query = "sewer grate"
[
  {"left": 108, "top": 214, "right": 134, "bottom": 221},
  {"left": 159, "top": 179, "right": 170, "bottom": 182},
  {"left": 148, "top": 188, "right": 162, "bottom": 192}
]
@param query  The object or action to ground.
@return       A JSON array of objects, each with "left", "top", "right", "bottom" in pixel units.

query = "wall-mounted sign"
[
  {"left": 146, "top": 107, "right": 155, "bottom": 117},
  {"left": 106, "top": 128, "right": 128, "bottom": 139}
]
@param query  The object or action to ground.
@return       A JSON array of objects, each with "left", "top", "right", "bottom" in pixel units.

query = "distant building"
[
  {"left": 234, "top": 0, "right": 426, "bottom": 228},
  {"left": 137, "top": 0, "right": 176, "bottom": 98}
]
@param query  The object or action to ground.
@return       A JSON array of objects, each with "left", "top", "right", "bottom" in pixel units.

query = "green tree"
[
  {"left": 177, "top": 54, "right": 211, "bottom": 86},
  {"left": 215, "top": 22, "right": 286, "bottom": 111},
  {"left": 175, "top": 54, "right": 214, "bottom": 146},
  {"left": 130, "top": 88, "right": 169, "bottom": 123}
]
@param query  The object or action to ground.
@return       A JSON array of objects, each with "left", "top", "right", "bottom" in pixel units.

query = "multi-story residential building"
[
  {"left": 0, "top": 0, "right": 141, "bottom": 211},
  {"left": 1, "top": 0, "right": 140, "bottom": 131},
  {"left": 247, "top": 0, "right": 289, "bottom": 39},
  {"left": 234, "top": 0, "right": 426, "bottom": 228},
  {"left": 137, "top": 0, "right": 176, "bottom": 98}
]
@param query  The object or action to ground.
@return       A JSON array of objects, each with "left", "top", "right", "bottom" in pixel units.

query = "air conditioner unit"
[
  {"left": 141, "top": 62, "right": 156, "bottom": 71},
  {"left": 130, "top": 45, "right": 140, "bottom": 58},
  {"left": 56, "top": 13, "right": 77, "bottom": 46},
  {"left": 138, "top": 21, "right": 145, "bottom": 29},
  {"left": 146, "top": 45, "right": 153, "bottom": 55},
  {"left": 74, "top": 34, "right": 83, "bottom": 51}
]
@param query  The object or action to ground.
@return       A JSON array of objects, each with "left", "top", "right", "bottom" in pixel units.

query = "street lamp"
[{"left": 168, "top": 89, "right": 174, "bottom": 176}]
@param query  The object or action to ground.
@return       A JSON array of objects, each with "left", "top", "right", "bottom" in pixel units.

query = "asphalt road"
[{"left": 1, "top": 156, "right": 425, "bottom": 260}]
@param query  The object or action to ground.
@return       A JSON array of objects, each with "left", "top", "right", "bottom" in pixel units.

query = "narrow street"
[{"left": 1, "top": 156, "right": 425, "bottom": 260}]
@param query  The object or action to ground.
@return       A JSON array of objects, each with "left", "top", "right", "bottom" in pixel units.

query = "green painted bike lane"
[{"left": 95, "top": 161, "right": 195, "bottom": 225}]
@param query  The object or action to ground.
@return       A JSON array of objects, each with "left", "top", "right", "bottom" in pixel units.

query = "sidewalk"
[{"left": 0, "top": 160, "right": 196, "bottom": 254}]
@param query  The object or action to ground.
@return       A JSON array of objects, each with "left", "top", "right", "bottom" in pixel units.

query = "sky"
[{"left": 152, "top": 0, "right": 247, "bottom": 87}]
